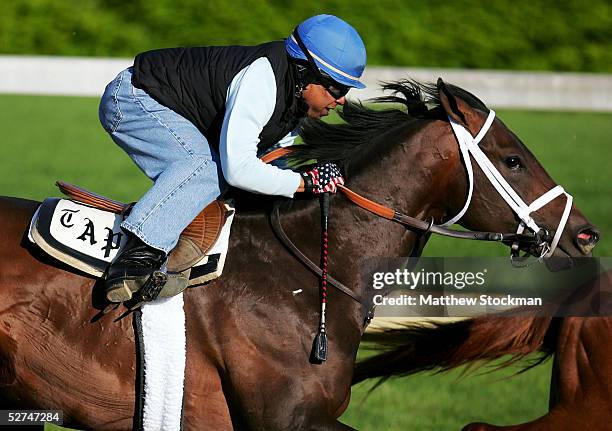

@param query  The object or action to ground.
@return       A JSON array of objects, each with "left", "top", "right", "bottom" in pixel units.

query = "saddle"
[{"left": 28, "top": 181, "right": 235, "bottom": 286}]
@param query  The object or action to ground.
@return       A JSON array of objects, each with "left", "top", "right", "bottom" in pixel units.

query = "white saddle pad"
[{"left": 27, "top": 198, "right": 235, "bottom": 285}]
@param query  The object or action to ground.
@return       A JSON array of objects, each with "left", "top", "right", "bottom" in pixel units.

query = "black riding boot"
[{"left": 104, "top": 233, "right": 167, "bottom": 303}]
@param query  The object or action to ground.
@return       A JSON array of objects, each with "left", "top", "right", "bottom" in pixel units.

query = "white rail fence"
[{"left": 1, "top": 55, "right": 612, "bottom": 111}]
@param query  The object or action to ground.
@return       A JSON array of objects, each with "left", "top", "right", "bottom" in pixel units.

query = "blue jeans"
[{"left": 99, "top": 68, "right": 226, "bottom": 253}]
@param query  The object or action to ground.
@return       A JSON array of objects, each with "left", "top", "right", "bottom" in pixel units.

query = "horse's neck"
[
  {"left": 262, "top": 130, "right": 450, "bottom": 289},
  {"left": 345, "top": 121, "right": 451, "bottom": 221},
  {"left": 227, "top": 123, "right": 453, "bottom": 291},
  {"left": 348, "top": 121, "right": 455, "bottom": 223}
]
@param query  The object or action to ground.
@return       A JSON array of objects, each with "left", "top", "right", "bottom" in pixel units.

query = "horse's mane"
[
  {"left": 290, "top": 80, "right": 488, "bottom": 175},
  {"left": 234, "top": 80, "right": 488, "bottom": 213}
]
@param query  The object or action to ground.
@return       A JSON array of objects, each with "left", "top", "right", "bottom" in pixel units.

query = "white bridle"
[{"left": 440, "top": 110, "right": 573, "bottom": 258}]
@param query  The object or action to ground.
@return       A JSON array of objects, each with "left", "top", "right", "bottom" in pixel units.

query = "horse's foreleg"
[
  {"left": 220, "top": 354, "right": 358, "bottom": 430},
  {"left": 182, "top": 315, "right": 233, "bottom": 431},
  {"left": 223, "top": 382, "right": 357, "bottom": 431},
  {"left": 297, "top": 392, "right": 357, "bottom": 431}
]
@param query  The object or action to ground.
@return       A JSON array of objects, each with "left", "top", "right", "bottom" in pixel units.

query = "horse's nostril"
[
  {"left": 578, "top": 229, "right": 599, "bottom": 244},
  {"left": 575, "top": 227, "right": 600, "bottom": 254}
]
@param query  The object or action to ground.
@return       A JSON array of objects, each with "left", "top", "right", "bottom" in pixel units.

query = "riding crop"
[{"left": 312, "top": 192, "right": 330, "bottom": 362}]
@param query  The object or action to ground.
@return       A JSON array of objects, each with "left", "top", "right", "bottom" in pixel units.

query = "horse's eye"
[{"left": 504, "top": 156, "right": 522, "bottom": 170}]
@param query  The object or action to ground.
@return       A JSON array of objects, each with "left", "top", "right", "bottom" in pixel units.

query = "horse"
[
  {"left": 353, "top": 268, "right": 612, "bottom": 431},
  {"left": 0, "top": 78, "right": 600, "bottom": 430}
]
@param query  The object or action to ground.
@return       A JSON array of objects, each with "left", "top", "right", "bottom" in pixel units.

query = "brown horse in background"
[
  {"left": 354, "top": 269, "right": 612, "bottom": 430},
  {"left": 0, "top": 79, "right": 600, "bottom": 430}
]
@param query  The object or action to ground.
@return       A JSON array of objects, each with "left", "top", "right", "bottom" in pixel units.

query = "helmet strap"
[
  {"left": 292, "top": 28, "right": 324, "bottom": 79},
  {"left": 292, "top": 61, "right": 318, "bottom": 92},
  {"left": 287, "top": 60, "right": 311, "bottom": 115}
]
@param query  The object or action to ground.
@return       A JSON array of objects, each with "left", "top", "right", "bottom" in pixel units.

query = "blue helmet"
[{"left": 285, "top": 15, "right": 366, "bottom": 89}]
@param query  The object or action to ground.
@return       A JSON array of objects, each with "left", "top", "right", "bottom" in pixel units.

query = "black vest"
[{"left": 132, "top": 41, "right": 304, "bottom": 153}]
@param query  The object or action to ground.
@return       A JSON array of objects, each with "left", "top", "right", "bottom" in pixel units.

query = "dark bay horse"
[{"left": 0, "top": 79, "right": 600, "bottom": 430}]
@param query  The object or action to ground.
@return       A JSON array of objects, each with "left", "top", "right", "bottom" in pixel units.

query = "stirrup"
[
  {"left": 105, "top": 269, "right": 166, "bottom": 303},
  {"left": 139, "top": 271, "right": 168, "bottom": 302},
  {"left": 137, "top": 270, "right": 190, "bottom": 303}
]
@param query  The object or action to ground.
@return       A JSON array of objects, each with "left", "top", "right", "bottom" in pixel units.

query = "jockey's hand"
[{"left": 300, "top": 163, "right": 345, "bottom": 194}]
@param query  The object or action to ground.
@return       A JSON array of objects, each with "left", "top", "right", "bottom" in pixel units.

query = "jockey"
[{"left": 99, "top": 14, "right": 367, "bottom": 303}]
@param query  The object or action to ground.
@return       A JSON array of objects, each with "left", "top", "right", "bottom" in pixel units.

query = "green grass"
[
  {"left": 1, "top": 95, "right": 610, "bottom": 431},
  {"left": 0, "top": 95, "right": 150, "bottom": 202},
  {"left": 45, "top": 424, "right": 79, "bottom": 431},
  {"left": 344, "top": 360, "right": 553, "bottom": 430}
]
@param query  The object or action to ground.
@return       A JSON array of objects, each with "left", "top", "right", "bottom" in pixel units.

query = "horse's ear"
[{"left": 437, "top": 78, "right": 484, "bottom": 137}]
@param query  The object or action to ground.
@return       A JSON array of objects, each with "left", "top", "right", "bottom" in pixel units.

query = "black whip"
[{"left": 312, "top": 192, "right": 330, "bottom": 362}]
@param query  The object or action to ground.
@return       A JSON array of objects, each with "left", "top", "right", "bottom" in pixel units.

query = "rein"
[
  {"left": 262, "top": 146, "right": 552, "bottom": 253},
  {"left": 270, "top": 201, "right": 360, "bottom": 302},
  {"left": 337, "top": 184, "right": 548, "bottom": 245}
]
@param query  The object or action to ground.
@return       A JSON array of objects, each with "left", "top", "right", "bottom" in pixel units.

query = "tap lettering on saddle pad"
[
  {"left": 28, "top": 198, "right": 128, "bottom": 275},
  {"left": 49, "top": 199, "right": 127, "bottom": 259},
  {"left": 28, "top": 197, "right": 235, "bottom": 285}
]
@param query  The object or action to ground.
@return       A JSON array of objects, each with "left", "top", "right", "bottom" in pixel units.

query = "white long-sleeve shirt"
[{"left": 219, "top": 57, "right": 302, "bottom": 197}]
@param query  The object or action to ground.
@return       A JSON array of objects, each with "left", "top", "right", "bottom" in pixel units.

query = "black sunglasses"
[
  {"left": 317, "top": 70, "right": 350, "bottom": 99},
  {"left": 292, "top": 29, "right": 351, "bottom": 100}
]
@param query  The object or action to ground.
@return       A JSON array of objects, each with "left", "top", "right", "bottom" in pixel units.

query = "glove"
[{"left": 300, "top": 163, "right": 345, "bottom": 194}]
